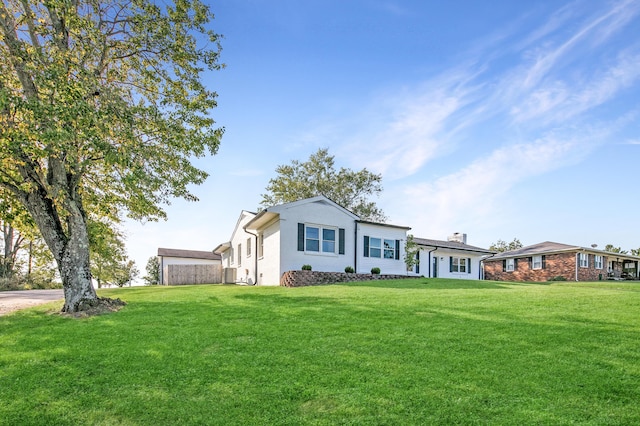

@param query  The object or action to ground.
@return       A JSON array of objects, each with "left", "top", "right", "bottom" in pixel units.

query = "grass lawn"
[{"left": 1, "top": 279, "right": 639, "bottom": 425}]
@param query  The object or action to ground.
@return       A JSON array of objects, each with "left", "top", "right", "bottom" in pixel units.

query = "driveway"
[{"left": 0, "top": 289, "right": 64, "bottom": 316}]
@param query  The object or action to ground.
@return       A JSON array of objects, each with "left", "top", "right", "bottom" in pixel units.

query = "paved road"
[{"left": 0, "top": 289, "right": 64, "bottom": 315}]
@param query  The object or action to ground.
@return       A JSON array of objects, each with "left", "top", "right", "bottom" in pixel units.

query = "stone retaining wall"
[{"left": 280, "top": 270, "right": 416, "bottom": 287}]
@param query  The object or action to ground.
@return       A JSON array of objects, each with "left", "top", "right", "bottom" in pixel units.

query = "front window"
[
  {"left": 305, "top": 227, "right": 320, "bottom": 252},
  {"left": 384, "top": 239, "right": 395, "bottom": 259},
  {"left": 451, "top": 257, "right": 467, "bottom": 273},
  {"left": 305, "top": 225, "right": 337, "bottom": 254},
  {"left": 532, "top": 255, "right": 542, "bottom": 270},
  {"left": 579, "top": 253, "right": 588, "bottom": 268},
  {"left": 506, "top": 258, "right": 515, "bottom": 272},
  {"left": 594, "top": 255, "right": 603, "bottom": 269},
  {"left": 322, "top": 229, "right": 336, "bottom": 253},
  {"left": 369, "top": 238, "right": 382, "bottom": 258}
]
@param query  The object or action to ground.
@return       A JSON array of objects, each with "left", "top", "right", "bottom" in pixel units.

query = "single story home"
[
  {"left": 411, "top": 233, "right": 495, "bottom": 280},
  {"left": 157, "top": 248, "right": 222, "bottom": 285},
  {"left": 213, "top": 196, "right": 411, "bottom": 286},
  {"left": 483, "top": 241, "right": 640, "bottom": 282}
]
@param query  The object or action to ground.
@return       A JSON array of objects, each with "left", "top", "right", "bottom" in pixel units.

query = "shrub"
[
  {"left": 301, "top": 265, "right": 312, "bottom": 271},
  {"left": 548, "top": 275, "right": 567, "bottom": 282},
  {"left": 344, "top": 266, "right": 355, "bottom": 273},
  {"left": 371, "top": 267, "right": 381, "bottom": 275}
]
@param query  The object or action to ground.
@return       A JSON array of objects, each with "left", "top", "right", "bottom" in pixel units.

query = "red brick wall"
[{"left": 484, "top": 252, "right": 609, "bottom": 282}]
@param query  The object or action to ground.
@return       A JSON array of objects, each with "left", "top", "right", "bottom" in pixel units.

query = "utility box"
[{"left": 223, "top": 268, "right": 237, "bottom": 284}]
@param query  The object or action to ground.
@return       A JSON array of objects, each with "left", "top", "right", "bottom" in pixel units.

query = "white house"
[
  {"left": 411, "top": 233, "right": 495, "bottom": 280},
  {"left": 214, "top": 196, "right": 411, "bottom": 286}
]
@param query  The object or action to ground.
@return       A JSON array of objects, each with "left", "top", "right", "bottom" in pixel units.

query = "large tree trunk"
[
  {"left": 58, "top": 211, "right": 97, "bottom": 312},
  {"left": 21, "top": 186, "right": 98, "bottom": 313}
]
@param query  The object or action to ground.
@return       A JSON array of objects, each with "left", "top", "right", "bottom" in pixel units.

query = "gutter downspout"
[
  {"left": 354, "top": 223, "right": 358, "bottom": 273},
  {"left": 575, "top": 253, "right": 579, "bottom": 282},
  {"left": 426, "top": 247, "right": 437, "bottom": 278},
  {"left": 159, "top": 255, "right": 164, "bottom": 285},
  {"left": 480, "top": 253, "right": 496, "bottom": 280},
  {"left": 244, "top": 229, "right": 259, "bottom": 286}
]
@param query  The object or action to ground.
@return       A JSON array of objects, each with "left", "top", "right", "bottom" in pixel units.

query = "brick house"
[{"left": 483, "top": 241, "right": 640, "bottom": 282}]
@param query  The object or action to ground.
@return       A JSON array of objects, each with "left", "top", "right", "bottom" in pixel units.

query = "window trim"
[
  {"left": 579, "top": 252, "right": 588, "bottom": 268},
  {"left": 369, "top": 237, "right": 382, "bottom": 258},
  {"left": 532, "top": 255, "right": 543, "bottom": 270},
  {"left": 594, "top": 255, "right": 603, "bottom": 270},
  {"left": 301, "top": 223, "right": 339, "bottom": 255},
  {"left": 450, "top": 256, "right": 469, "bottom": 273},
  {"left": 506, "top": 258, "right": 515, "bottom": 272}
]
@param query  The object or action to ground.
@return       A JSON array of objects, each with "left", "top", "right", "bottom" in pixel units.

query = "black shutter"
[
  {"left": 514, "top": 259, "right": 518, "bottom": 270},
  {"left": 528, "top": 257, "right": 532, "bottom": 269},
  {"left": 364, "top": 236, "right": 370, "bottom": 257},
  {"left": 395, "top": 240, "right": 400, "bottom": 260},
  {"left": 338, "top": 228, "right": 345, "bottom": 255},
  {"left": 468, "top": 258, "right": 472, "bottom": 274},
  {"left": 416, "top": 251, "right": 420, "bottom": 274},
  {"left": 297, "top": 223, "right": 305, "bottom": 251},
  {"left": 503, "top": 259, "right": 506, "bottom": 272},
  {"left": 542, "top": 255, "right": 546, "bottom": 269},
  {"left": 449, "top": 256, "right": 453, "bottom": 273}
]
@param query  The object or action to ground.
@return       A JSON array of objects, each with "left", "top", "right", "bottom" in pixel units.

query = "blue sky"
[{"left": 125, "top": 0, "right": 640, "bottom": 273}]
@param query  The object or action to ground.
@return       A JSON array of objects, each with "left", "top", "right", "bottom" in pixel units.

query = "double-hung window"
[
  {"left": 364, "top": 236, "right": 400, "bottom": 259},
  {"left": 532, "top": 255, "right": 543, "bottom": 270},
  {"left": 300, "top": 224, "right": 338, "bottom": 254},
  {"left": 383, "top": 239, "right": 396, "bottom": 259},
  {"left": 369, "top": 238, "right": 382, "bottom": 258},
  {"left": 323, "top": 229, "right": 336, "bottom": 253},
  {"left": 594, "top": 255, "right": 603, "bottom": 269},
  {"left": 451, "top": 257, "right": 468, "bottom": 273},
  {"left": 579, "top": 253, "right": 588, "bottom": 268},
  {"left": 506, "top": 258, "right": 515, "bottom": 272},
  {"left": 305, "top": 226, "right": 320, "bottom": 252}
]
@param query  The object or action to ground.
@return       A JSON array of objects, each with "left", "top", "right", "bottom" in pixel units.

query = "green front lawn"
[{"left": 1, "top": 279, "right": 639, "bottom": 425}]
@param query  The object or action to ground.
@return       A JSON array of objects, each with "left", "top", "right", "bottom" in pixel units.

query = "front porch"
[{"left": 607, "top": 257, "right": 639, "bottom": 280}]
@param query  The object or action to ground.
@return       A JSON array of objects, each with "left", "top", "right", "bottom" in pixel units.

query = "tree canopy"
[
  {"left": 0, "top": 0, "right": 223, "bottom": 312},
  {"left": 489, "top": 238, "right": 523, "bottom": 253},
  {"left": 261, "top": 148, "right": 386, "bottom": 222}
]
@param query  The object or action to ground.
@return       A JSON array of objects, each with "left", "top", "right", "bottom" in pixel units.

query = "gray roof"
[
  {"left": 157, "top": 248, "right": 221, "bottom": 261},
  {"left": 488, "top": 241, "right": 640, "bottom": 260},
  {"left": 413, "top": 237, "right": 494, "bottom": 254}
]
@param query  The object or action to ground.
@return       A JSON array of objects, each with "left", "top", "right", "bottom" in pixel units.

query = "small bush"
[
  {"left": 344, "top": 266, "right": 355, "bottom": 273},
  {"left": 371, "top": 267, "right": 381, "bottom": 275},
  {"left": 548, "top": 275, "right": 567, "bottom": 282},
  {"left": 301, "top": 265, "right": 312, "bottom": 271}
]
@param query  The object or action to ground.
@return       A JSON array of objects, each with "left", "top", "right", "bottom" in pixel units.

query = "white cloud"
[{"left": 387, "top": 135, "right": 588, "bottom": 239}]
